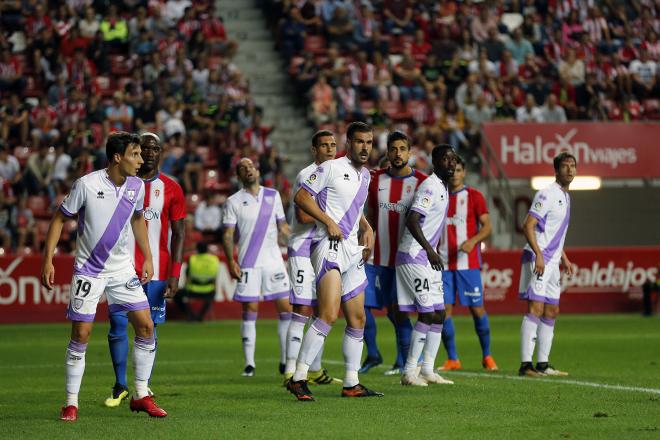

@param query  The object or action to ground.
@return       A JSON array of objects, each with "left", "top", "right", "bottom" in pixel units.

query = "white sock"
[
  {"left": 537, "top": 318, "right": 555, "bottom": 363},
  {"left": 421, "top": 323, "right": 443, "bottom": 375},
  {"left": 293, "top": 318, "right": 331, "bottom": 382},
  {"left": 133, "top": 336, "right": 156, "bottom": 399},
  {"left": 285, "top": 313, "right": 308, "bottom": 374},
  {"left": 404, "top": 321, "right": 430, "bottom": 375},
  {"left": 521, "top": 313, "right": 540, "bottom": 363},
  {"left": 343, "top": 327, "right": 364, "bottom": 388},
  {"left": 278, "top": 312, "right": 292, "bottom": 364},
  {"left": 65, "top": 340, "right": 87, "bottom": 408},
  {"left": 241, "top": 312, "right": 257, "bottom": 367},
  {"left": 310, "top": 345, "right": 324, "bottom": 372}
]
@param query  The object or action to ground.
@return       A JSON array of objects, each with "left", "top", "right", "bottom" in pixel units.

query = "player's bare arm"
[
  {"left": 359, "top": 214, "right": 374, "bottom": 262},
  {"left": 41, "top": 209, "right": 67, "bottom": 290},
  {"left": 131, "top": 212, "right": 153, "bottom": 284},
  {"left": 460, "top": 213, "right": 492, "bottom": 254},
  {"left": 406, "top": 210, "right": 443, "bottom": 271},
  {"left": 222, "top": 226, "right": 241, "bottom": 279},
  {"left": 561, "top": 250, "right": 574, "bottom": 277},
  {"left": 165, "top": 218, "right": 186, "bottom": 298},
  {"left": 522, "top": 214, "right": 545, "bottom": 276},
  {"left": 294, "top": 188, "right": 342, "bottom": 241},
  {"left": 295, "top": 205, "right": 316, "bottom": 224}
]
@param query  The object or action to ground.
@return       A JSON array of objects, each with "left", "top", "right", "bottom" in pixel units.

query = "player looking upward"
[
  {"left": 437, "top": 156, "right": 498, "bottom": 371},
  {"left": 396, "top": 144, "right": 456, "bottom": 387},
  {"left": 222, "top": 158, "right": 292, "bottom": 377},
  {"left": 518, "top": 152, "right": 575, "bottom": 377},
  {"left": 105, "top": 132, "right": 186, "bottom": 406},
  {"left": 41, "top": 132, "right": 166, "bottom": 421},
  {"left": 284, "top": 130, "right": 341, "bottom": 385},
  {"left": 287, "top": 121, "right": 383, "bottom": 401},
  {"left": 360, "top": 131, "right": 427, "bottom": 375}
]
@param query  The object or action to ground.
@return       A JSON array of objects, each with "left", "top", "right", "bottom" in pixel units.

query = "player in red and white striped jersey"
[
  {"left": 106, "top": 132, "right": 186, "bottom": 406},
  {"left": 437, "top": 156, "right": 497, "bottom": 371},
  {"left": 361, "top": 131, "right": 427, "bottom": 375}
]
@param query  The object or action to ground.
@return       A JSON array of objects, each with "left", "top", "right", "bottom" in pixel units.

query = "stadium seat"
[
  {"left": 23, "top": 76, "right": 42, "bottom": 97},
  {"left": 27, "top": 196, "right": 50, "bottom": 219},
  {"left": 304, "top": 35, "right": 327, "bottom": 55},
  {"left": 92, "top": 76, "right": 115, "bottom": 98}
]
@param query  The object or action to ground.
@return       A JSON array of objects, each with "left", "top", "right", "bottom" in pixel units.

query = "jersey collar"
[
  {"left": 386, "top": 167, "right": 415, "bottom": 179},
  {"left": 142, "top": 171, "right": 161, "bottom": 183}
]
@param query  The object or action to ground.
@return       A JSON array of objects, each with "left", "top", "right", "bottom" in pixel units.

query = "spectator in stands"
[
  {"left": 0, "top": 47, "right": 25, "bottom": 95},
  {"left": 394, "top": 51, "right": 425, "bottom": 102},
  {"left": 411, "top": 29, "right": 431, "bottom": 63},
  {"left": 482, "top": 27, "right": 504, "bottom": 63},
  {"left": 1, "top": 93, "right": 28, "bottom": 145},
  {"left": 280, "top": 9, "right": 306, "bottom": 61},
  {"left": 23, "top": 143, "right": 54, "bottom": 197},
  {"left": 383, "top": 0, "right": 415, "bottom": 35},
  {"left": 50, "top": 143, "right": 71, "bottom": 195},
  {"left": 0, "top": 143, "right": 21, "bottom": 192},
  {"left": 431, "top": 25, "right": 457, "bottom": 62},
  {"left": 629, "top": 48, "right": 657, "bottom": 99},
  {"left": 47, "top": 74, "right": 68, "bottom": 107},
  {"left": 291, "top": 0, "right": 323, "bottom": 33},
  {"left": 100, "top": 5, "right": 128, "bottom": 52},
  {"left": 350, "top": 51, "right": 378, "bottom": 101},
  {"left": 242, "top": 112, "right": 273, "bottom": 155},
  {"left": 11, "top": 194, "right": 38, "bottom": 251},
  {"left": 526, "top": 71, "right": 551, "bottom": 106},
  {"left": 471, "top": 7, "right": 499, "bottom": 44},
  {"left": 421, "top": 53, "right": 447, "bottom": 99},
  {"left": 87, "top": 30, "right": 108, "bottom": 74},
  {"left": 495, "top": 93, "right": 517, "bottom": 120},
  {"left": 441, "top": 97, "right": 468, "bottom": 150},
  {"left": 105, "top": 91, "right": 134, "bottom": 133},
  {"left": 30, "top": 96, "right": 60, "bottom": 148},
  {"left": 326, "top": 4, "right": 355, "bottom": 51},
  {"left": 497, "top": 49, "right": 519, "bottom": 85},
  {"left": 506, "top": 27, "right": 534, "bottom": 66},
  {"left": 194, "top": 192, "right": 221, "bottom": 237},
  {"left": 176, "top": 141, "right": 203, "bottom": 194},
  {"left": 559, "top": 48, "right": 585, "bottom": 87},
  {"left": 78, "top": 6, "right": 100, "bottom": 40},
  {"left": 134, "top": 90, "right": 159, "bottom": 133},
  {"left": 540, "top": 94, "right": 567, "bottom": 123},
  {"left": 374, "top": 51, "right": 399, "bottom": 102},
  {"left": 465, "top": 94, "right": 495, "bottom": 140},
  {"left": 310, "top": 74, "right": 336, "bottom": 125},
  {"left": 518, "top": 52, "right": 541, "bottom": 89},
  {"left": 296, "top": 52, "right": 321, "bottom": 95},
  {"left": 0, "top": 184, "right": 12, "bottom": 250},
  {"left": 164, "top": 0, "right": 193, "bottom": 25},
  {"left": 455, "top": 73, "right": 483, "bottom": 111},
  {"left": 336, "top": 74, "right": 363, "bottom": 121},
  {"left": 157, "top": 96, "right": 186, "bottom": 141},
  {"left": 516, "top": 94, "right": 544, "bottom": 122},
  {"left": 469, "top": 48, "right": 497, "bottom": 80}
]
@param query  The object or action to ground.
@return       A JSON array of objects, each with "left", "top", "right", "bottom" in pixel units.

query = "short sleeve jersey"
[
  {"left": 288, "top": 162, "right": 318, "bottom": 258},
  {"left": 223, "top": 186, "right": 286, "bottom": 269},
  {"left": 439, "top": 186, "right": 489, "bottom": 270},
  {"left": 395, "top": 173, "right": 449, "bottom": 265},
  {"left": 524, "top": 181, "right": 571, "bottom": 265},
  {"left": 129, "top": 172, "right": 186, "bottom": 280},
  {"left": 60, "top": 170, "right": 145, "bottom": 278},
  {"left": 300, "top": 156, "right": 370, "bottom": 245}
]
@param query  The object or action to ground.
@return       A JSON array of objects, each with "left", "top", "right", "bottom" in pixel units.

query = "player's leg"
[
  {"left": 439, "top": 271, "right": 461, "bottom": 370},
  {"left": 535, "top": 266, "right": 566, "bottom": 375},
  {"left": 359, "top": 264, "right": 383, "bottom": 373},
  {"left": 460, "top": 269, "right": 497, "bottom": 370},
  {"left": 106, "top": 310, "right": 130, "bottom": 406},
  {"left": 274, "top": 296, "right": 293, "bottom": 374},
  {"left": 518, "top": 261, "right": 545, "bottom": 377},
  {"left": 419, "top": 271, "right": 453, "bottom": 385},
  {"left": 241, "top": 301, "right": 259, "bottom": 376},
  {"left": 385, "top": 302, "right": 412, "bottom": 375},
  {"left": 286, "top": 256, "right": 314, "bottom": 379},
  {"left": 285, "top": 304, "right": 310, "bottom": 380},
  {"left": 264, "top": 260, "right": 292, "bottom": 374}
]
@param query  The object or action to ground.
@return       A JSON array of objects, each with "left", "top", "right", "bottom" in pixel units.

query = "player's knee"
[
  {"left": 469, "top": 306, "right": 485, "bottom": 318},
  {"left": 544, "top": 305, "right": 559, "bottom": 319},
  {"left": 433, "top": 309, "right": 446, "bottom": 325},
  {"left": 417, "top": 313, "right": 433, "bottom": 325},
  {"left": 71, "top": 327, "right": 92, "bottom": 343},
  {"left": 528, "top": 301, "right": 544, "bottom": 317}
]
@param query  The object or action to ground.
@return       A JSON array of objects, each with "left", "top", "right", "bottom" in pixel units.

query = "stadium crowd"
[
  {"left": 0, "top": 0, "right": 287, "bottom": 254},
  {"left": 266, "top": 0, "right": 659, "bottom": 169}
]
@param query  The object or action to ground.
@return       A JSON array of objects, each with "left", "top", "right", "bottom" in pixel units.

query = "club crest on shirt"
[
  {"left": 127, "top": 189, "right": 136, "bottom": 202},
  {"left": 265, "top": 195, "right": 274, "bottom": 205},
  {"left": 295, "top": 286, "right": 303, "bottom": 295},
  {"left": 154, "top": 189, "right": 160, "bottom": 198}
]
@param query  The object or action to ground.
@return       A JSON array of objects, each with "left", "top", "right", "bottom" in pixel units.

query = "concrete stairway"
[{"left": 216, "top": 0, "right": 314, "bottom": 178}]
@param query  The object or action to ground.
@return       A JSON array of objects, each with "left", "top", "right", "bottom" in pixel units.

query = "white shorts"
[
  {"left": 233, "top": 258, "right": 290, "bottom": 302},
  {"left": 518, "top": 261, "right": 561, "bottom": 305},
  {"left": 66, "top": 271, "right": 149, "bottom": 322},
  {"left": 395, "top": 263, "right": 444, "bottom": 313},
  {"left": 310, "top": 237, "right": 367, "bottom": 303},
  {"left": 288, "top": 255, "right": 317, "bottom": 306}
]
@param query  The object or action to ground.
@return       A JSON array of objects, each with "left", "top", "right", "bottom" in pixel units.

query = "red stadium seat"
[
  {"left": 27, "top": 196, "right": 50, "bottom": 219},
  {"left": 92, "top": 76, "right": 115, "bottom": 98},
  {"left": 304, "top": 35, "right": 327, "bottom": 55},
  {"left": 110, "top": 55, "right": 131, "bottom": 75}
]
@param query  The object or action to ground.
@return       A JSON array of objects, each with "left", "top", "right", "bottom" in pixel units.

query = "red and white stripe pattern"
[
  {"left": 369, "top": 168, "right": 427, "bottom": 267},
  {"left": 439, "top": 187, "right": 488, "bottom": 270},
  {"left": 130, "top": 173, "right": 186, "bottom": 281}
]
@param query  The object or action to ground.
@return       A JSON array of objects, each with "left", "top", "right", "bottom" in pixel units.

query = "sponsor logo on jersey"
[
  {"left": 97, "top": 191, "right": 104, "bottom": 199},
  {"left": 272, "top": 272, "right": 286, "bottom": 281},
  {"left": 421, "top": 196, "right": 431, "bottom": 208},
  {"left": 126, "top": 277, "right": 141, "bottom": 289},
  {"left": 306, "top": 173, "right": 317, "bottom": 185},
  {"left": 343, "top": 173, "right": 350, "bottom": 181},
  {"left": 534, "top": 201, "right": 543, "bottom": 209},
  {"left": 143, "top": 208, "right": 160, "bottom": 221}
]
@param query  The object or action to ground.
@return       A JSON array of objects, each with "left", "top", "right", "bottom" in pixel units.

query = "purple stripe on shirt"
[
  {"left": 529, "top": 211, "right": 547, "bottom": 232},
  {"left": 316, "top": 188, "right": 328, "bottom": 211},
  {"left": 300, "top": 182, "right": 318, "bottom": 197},
  {"left": 288, "top": 226, "right": 317, "bottom": 257},
  {"left": 542, "top": 199, "right": 570, "bottom": 262},
  {"left": 521, "top": 249, "right": 535, "bottom": 263},
  {"left": 395, "top": 250, "right": 428, "bottom": 265},
  {"left": 77, "top": 207, "right": 86, "bottom": 236},
  {"left": 241, "top": 188, "right": 276, "bottom": 268},
  {"left": 337, "top": 175, "right": 369, "bottom": 238},
  {"left": 76, "top": 177, "right": 142, "bottom": 277}
]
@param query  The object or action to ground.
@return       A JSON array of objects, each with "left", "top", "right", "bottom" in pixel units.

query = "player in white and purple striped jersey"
[
  {"left": 284, "top": 130, "right": 341, "bottom": 385},
  {"left": 286, "top": 122, "right": 383, "bottom": 401},
  {"left": 396, "top": 144, "right": 457, "bottom": 387},
  {"left": 222, "top": 158, "right": 292, "bottom": 377},
  {"left": 41, "top": 132, "right": 166, "bottom": 421},
  {"left": 518, "top": 152, "right": 576, "bottom": 377}
]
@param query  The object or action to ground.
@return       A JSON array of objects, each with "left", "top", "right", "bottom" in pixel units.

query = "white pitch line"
[{"left": 321, "top": 359, "right": 660, "bottom": 395}]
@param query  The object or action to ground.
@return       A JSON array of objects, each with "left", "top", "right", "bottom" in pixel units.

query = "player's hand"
[
  {"left": 427, "top": 249, "right": 444, "bottom": 271},
  {"left": 229, "top": 260, "right": 241, "bottom": 280},
  {"left": 359, "top": 227, "right": 374, "bottom": 262},
  {"left": 459, "top": 239, "right": 476, "bottom": 254},
  {"left": 534, "top": 254, "right": 545, "bottom": 276},
  {"left": 562, "top": 258, "right": 574, "bottom": 277},
  {"left": 141, "top": 260, "right": 154, "bottom": 284},
  {"left": 41, "top": 262, "right": 55, "bottom": 290},
  {"left": 165, "top": 276, "right": 179, "bottom": 299},
  {"left": 325, "top": 220, "right": 343, "bottom": 241}
]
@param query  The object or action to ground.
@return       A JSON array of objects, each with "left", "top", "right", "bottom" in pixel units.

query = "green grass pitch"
[{"left": 1, "top": 314, "right": 658, "bottom": 439}]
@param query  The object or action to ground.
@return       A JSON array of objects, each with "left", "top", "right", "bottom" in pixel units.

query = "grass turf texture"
[{"left": 0, "top": 314, "right": 658, "bottom": 439}]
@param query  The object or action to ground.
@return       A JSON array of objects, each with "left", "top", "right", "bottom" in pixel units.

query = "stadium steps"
[{"left": 217, "top": 0, "right": 314, "bottom": 177}]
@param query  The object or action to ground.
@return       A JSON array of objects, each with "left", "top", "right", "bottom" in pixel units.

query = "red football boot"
[
  {"left": 130, "top": 396, "right": 168, "bottom": 417},
  {"left": 60, "top": 405, "right": 77, "bottom": 421}
]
